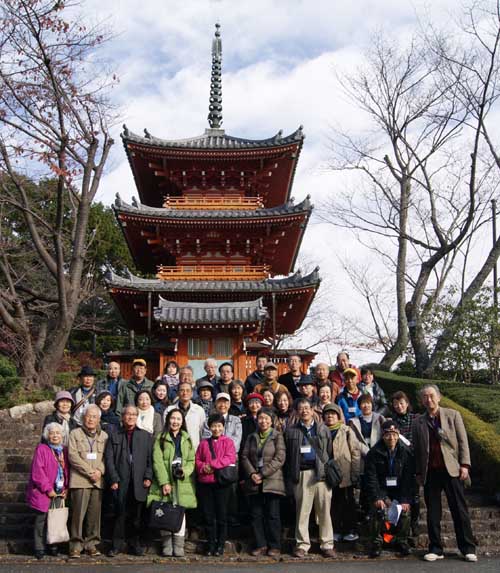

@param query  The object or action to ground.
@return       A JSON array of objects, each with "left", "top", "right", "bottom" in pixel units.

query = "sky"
[{"left": 81, "top": 0, "right": 478, "bottom": 365}]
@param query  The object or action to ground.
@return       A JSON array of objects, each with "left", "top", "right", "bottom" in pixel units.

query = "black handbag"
[
  {"left": 324, "top": 458, "right": 343, "bottom": 489},
  {"left": 208, "top": 438, "right": 238, "bottom": 485},
  {"left": 149, "top": 500, "right": 185, "bottom": 532}
]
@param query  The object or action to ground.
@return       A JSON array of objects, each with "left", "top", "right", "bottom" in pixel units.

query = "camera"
[{"left": 172, "top": 461, "right": 184, "bottom": 480}]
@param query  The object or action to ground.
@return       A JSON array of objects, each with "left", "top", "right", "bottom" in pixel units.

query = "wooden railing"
[
  {"left": 156, "top": 264, "right": 270, "bottom": 281},
  {"left": 163, "top": 194, "right": 263, "bottom": 210}
]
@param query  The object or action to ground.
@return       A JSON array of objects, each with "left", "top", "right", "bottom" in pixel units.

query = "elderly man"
[
  {"left": 202, "top": 392, "right": 242, "bottom": 451},
  {"left": 68, "top": 405, "right": 108, "bottom": 558},
  {"left": 278, "top": 354, "right": 311, "bottom": 400},
  {"left": 70, "top": 366, "right": 98, "bottom": 427},
  {"left": 329, "top": 352, "right": 360, "bottom": 389},
  {"left": 105, "top": 405, "right": 153, "bottom": 557},
  {"left": 245, "top": 353, "right": 268, "bottom": 393},
  {"left": 196, "top": 358, "right": 220, "bottom": 393},
  {"left": 96, "top": 362, "right": 125, "bottom": 404},
  {"left": 364, "top": 420, "right": 413, "bottom": 558},
  {"left": 164, "top": 381, "right": 205, "bottom": 450},
  {"left": 116, "top": 359, "right": 153, "bottom": 416},
  {"left": 285, "top": 398, "right": 336, "bottom": 559},
  {"left": 314, "top": 363, "right": 339, "bottom": 401},
  {"left": 179, "top": 365, "right": 198, "bottom": 400},
  {"left": 412, "top": 384, "right": 477, "bottom": 563}
]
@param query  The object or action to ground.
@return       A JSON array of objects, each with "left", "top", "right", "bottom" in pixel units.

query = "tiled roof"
[
  {"left": 105, "top": 267, "right": 321, "bottom": 292},
  {"left": 154, "top": 297, "right": 268, "bottom": 324},
  {"left": 113, "top": 195, "right": 312, "bottom": 220},
  {"left": 121, "top": 126, "right": 304, "bottom": 151}
]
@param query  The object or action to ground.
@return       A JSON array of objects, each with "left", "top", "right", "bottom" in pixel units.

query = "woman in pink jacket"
[
  {"left": 26, "top": 423, "right": 70, "bottom": 560},
  {"left": 195, "top": 413, "right": 236, "bottom": 556}
]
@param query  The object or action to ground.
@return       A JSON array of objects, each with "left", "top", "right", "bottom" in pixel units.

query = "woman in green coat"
[{"left": 148, "top": 408, "right": 197, "bottom": 557}]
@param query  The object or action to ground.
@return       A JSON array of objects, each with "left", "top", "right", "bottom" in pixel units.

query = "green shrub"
[{"left": 0, "top": 356, "right": 17, "bottom": 378}]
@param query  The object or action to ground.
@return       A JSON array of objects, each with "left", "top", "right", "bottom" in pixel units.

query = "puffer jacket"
[{"left": 331, "top": 424, "right": 361, "bottom": 488}]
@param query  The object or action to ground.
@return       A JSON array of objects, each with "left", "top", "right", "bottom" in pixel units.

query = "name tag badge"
[
  {"left": 386, "top": 477, "right": 398, "bottom": 487},
  {"left": 300, "top": 445, "right": 312, "bottom": 454},
  {"left": 348, "top": 407, "right": 356, "bottom": 414},
  {"left": 86, "top": 452, "right": 97, "bottom": 460}
]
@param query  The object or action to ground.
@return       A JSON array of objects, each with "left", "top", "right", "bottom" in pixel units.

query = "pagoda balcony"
[
  {"left": 162, "top": 194, "right": 263, "bottom": 210},
  {"left": 156, "top": 264, "right": 270, "bottom": 281}
]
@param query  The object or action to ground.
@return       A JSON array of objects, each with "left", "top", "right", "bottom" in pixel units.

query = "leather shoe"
[
  {"left": 69, "top": 550, "right": 81, "bottom": 559},
  {"left": 251, "top": 547, "right": 267, "bottom": 556},
  {"left": 322, "top": 548, "right": 338, "bottom": 559},
  {"left": 293, "top": 548, "right": 306, "bottom": 558},
  {"left": 34, "top": 550, "right": 45, "bottom": 560},
  {"left": 131, "top": 545, "right": 146, "bottom": 556},
  {"left": 86, "top": 547, "right": 101, "bottom": 556},
  {"left": 107, "top": 548, "right": 120, "bottom": 557},
  {"left": 268, "top": 548, "right": 281, "bottom": 558}
]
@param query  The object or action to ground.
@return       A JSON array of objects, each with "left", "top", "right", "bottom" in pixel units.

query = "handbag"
[
  {"left": 207, "top": 438, "right": 238, "bottom": 485},
  {"left": 46, "top": 497, "right": 70, "bottom": 544},
  {"left": 149, "top": 500, "right": 185, "bottom": 532}
]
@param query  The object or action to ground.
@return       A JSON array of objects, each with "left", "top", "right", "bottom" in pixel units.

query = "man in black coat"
[
  {"left": 364, "top": 420, "right": 414, "bottom": 557},
  {"left": 278, "top": 354, "right": 311, "bottom": 400},
  {"left": 104, "top": 405, "right": 153, "bottom": 556}
]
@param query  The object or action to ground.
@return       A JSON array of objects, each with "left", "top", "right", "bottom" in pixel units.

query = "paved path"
[{"left": 0, "top": 555, "right": 498, "bottom": 572}]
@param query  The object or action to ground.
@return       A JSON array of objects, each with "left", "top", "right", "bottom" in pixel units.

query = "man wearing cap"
[
  {"left": 245, "top": 353, "right": 268, "bottom": 393},
  {"left": 278, "top": 354, "right": 311, "bottom": 400},
  {"left": 412, "top": 384, "right": 477, "bottom": 563},
  {"left": 42, "top": 391, "right": 78, "bottom": 445},
  {"left": 164, "top": 381, "right": 205, "bottom": 450},
  {"left": 336, "top": 368, "right": 362, "bottom": 424},
  {"left": 196, "top": 358, "right": 220, "bottom": 392},
  {"left": 364, "top": 420, "right": 413, "bottom": 558},
  {"left": 329, "top": 352, "right": 361, "bottom": 389},
  {"left": 116, "top": 359, "right": 153, "bottom": 417},
  {"left": 70, "top": 366, "right": 98, "bottom": 426},
  {"left": 255, "top": 362, "right": 288, "bottom": 396},
  {"left": 285, "top": 398, "right": 336, "bottom": 559},
  {"left": 96, "top": 362, "right": 125, "bottom": 405},
  {"left": 202, "top": 393, "right": 242, "bottom": 452}
]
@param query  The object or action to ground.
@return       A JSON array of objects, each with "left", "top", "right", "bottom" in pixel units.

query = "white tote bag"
[{"left": 46, "top": 497, "right": 70, "bottom": 544}]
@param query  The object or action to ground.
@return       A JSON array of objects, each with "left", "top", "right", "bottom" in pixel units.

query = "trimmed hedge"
[{"left": 374, "top": 370, "right": 500, "bottom": 494}]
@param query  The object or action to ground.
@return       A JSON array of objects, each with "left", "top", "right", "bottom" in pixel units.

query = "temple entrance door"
[{"left": 186, "top": 336, "right": 235, "bottom": 379}]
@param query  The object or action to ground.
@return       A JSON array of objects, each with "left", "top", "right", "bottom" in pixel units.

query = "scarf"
[
  {"left": 258, "top": 428, "right": 272, "bottom": 448},
  {"left": 137, "top": 406, "right": 155, "bottom": 434},
  {"left": 49, "top": 443, "right": 65, "bottom": 493},
  {"left": 328, "top": 421, "right": 343, "bottom": 440}
]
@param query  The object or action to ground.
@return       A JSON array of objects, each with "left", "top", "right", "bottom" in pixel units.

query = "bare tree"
[
  {"left": 321, "top": 6, "right": 500, "bottom": 375},
  {"left": 0, "top": 0, "right": 115, "bottom": 387}
]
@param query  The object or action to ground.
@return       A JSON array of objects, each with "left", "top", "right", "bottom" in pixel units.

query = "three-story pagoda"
[{"left": 106, "top": 25, "right": 321, "bottom": 380}]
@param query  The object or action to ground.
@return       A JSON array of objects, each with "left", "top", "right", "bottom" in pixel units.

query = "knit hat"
[{"left": 246, "top": 392, "right": 264, "bottom": 405}]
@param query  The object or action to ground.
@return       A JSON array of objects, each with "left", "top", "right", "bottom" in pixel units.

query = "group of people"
[{"left": 26, "top": 352, "right": 478, "bottom": 563}]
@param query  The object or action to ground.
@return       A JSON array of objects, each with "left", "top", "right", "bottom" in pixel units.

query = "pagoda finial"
[{"left": 208, "top": 23, "right": 223, "bottom": 129}]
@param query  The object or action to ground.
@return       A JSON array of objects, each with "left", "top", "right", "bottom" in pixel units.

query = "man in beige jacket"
[
  {"left": 68, "top": 404, "right": 108, "bottom": 558},
  {"left": 412, "top": 384, "right": 476, "bottom": 563}
]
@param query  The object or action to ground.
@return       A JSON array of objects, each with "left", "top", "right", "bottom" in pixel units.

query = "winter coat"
[
  {"left": 240, "top": 429, "right": 286, "bottom": 496},
  {"left": 115, "top": 378, "right": 154, "bottom": 416},
  {"left": 26, "top": 444, "right": 69, "bottom": 513},
  {"left": 195, "top": 435, "right": 236, "bottom": 485},
  {"left": 284, "top": 422, "right": 331, "bottom": 485},
  {"left": 412, "top": 407, "right": 471, "bottom": 484},
  {"left": 164, "top": 402, "right": 205, "bottom": 450},
  {"left": 364, "top": 439, "right": 414, "bottom": 504},
  {"left": 95, "top": 376, "right": 125, "bottom": 403},
  {"left": 104, "top": 427, "right": 153, "bottom": 509},
  {"left": 100, "top": 410, "right": 121, "bottom": 435},
  {"left": 336, "top": 388, "right": 362, "bottom": 423},
  {"left": 331, "top": 424, "right": 361, "bottom": 488},
  {"left": 349, "top": 412, "right": 386, "bottom": 471},
  {"left": 68, "top": 427, "right": 108, "bottom": 489},
  {"left": 148, "top": 430, "right": 197, "bottom": 509},
  {"left": 278, "top": 372, "right": 311, "bottom": 400}
]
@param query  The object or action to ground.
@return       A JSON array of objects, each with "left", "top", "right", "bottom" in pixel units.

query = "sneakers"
[
  {"left": 343, "top": 533, "right": 359, "bottom": 542},
  {"left": 423, "top": 552, "right": 444, "bottom": 561},
  {"left": 464, "top": 554, "right": 478, "bottom": 562}
]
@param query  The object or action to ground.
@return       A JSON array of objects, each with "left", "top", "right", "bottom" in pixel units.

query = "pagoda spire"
[{"left": 208, "top": 23, "right": 223, "bottom": 129}]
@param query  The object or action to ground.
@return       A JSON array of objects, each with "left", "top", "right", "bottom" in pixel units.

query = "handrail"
[
  {"left": 157, "top": 264, "right": 270, "bottom": 281},
  {"left": 163, "top": 194, "right": 263, "bottom": 210}
]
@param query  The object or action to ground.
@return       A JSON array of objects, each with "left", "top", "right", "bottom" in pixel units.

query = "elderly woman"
[
  {"left": 148, "top": 408, "right": 196, "bottom": 557},
  {"left": 195, "top": 413, "right": 237, "bottom": 556},
  {"left": 26, "top": 423, "right": 69, "bottom": 560},
  {"left": 322, "top": 403, "right": 361, "bottom": 542},
  {"left": 135, "top": 390, "right": 163, "bottom": 437},
  {"left": 228, "top": 380, "right": 246, "bottom": 418},
  {"left": 241, "top": 408, "right": 286, "bottom": 557},
  {"left": 68, "top": 404, "right": 108, "bottom": 558},
  {"left": 42, "top": 391, "right": 78, "bottom": 446}
]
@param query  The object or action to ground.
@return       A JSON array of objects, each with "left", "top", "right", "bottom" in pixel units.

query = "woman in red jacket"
[{"left": 195, "top": 413, "right": 236, "bottom": 556}]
